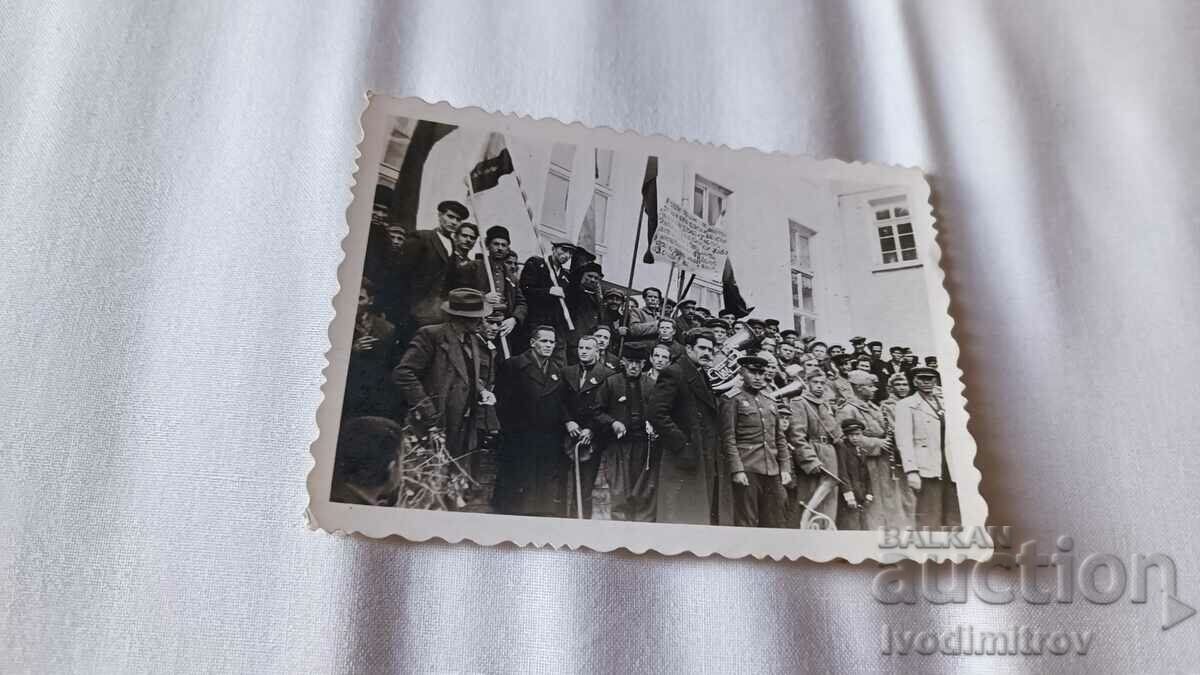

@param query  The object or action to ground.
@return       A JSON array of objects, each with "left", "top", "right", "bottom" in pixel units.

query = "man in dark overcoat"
[
  {"left": 648, "top": 328, "right": 733, "bottom": 525},
  {"left": 518, "top": 242, "right": 576, "bottom": 364},
  {"left": 594, "top": 345, "right": 659, "bottom": 522},
  {"left": 561, "top": 335, "right": 615, "bottom": 518},
  {"left": 392, "top": 288, "right": 496, "bottom": 500},
  {"left": 471, "top": 226, "right": 527, "bottom": 354},
  {"left": 492, "top": 325, "right": 571, "bottom": 517}
]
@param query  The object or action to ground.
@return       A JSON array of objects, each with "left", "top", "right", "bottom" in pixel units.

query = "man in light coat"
[{"left": 893, "top": 366, "right": 960, "bottom": 528}]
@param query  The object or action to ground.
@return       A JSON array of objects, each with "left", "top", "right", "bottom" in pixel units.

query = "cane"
[{"left": 572, "top": 439, "right": 585, "bottom": 520}]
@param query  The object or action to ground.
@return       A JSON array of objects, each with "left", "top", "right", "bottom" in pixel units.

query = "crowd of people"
[{"left": 332, "top": 197, "right": 960, "bottom": 530}]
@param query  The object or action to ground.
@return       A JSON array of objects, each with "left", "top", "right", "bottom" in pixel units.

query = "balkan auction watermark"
[{"left": 872, "top": 526, "right": 1196, "bottom": 657}]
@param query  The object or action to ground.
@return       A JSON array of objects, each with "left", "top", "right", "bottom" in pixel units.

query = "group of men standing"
[{"left": 333, "top": 197, "right": 960, "bottom": 531}]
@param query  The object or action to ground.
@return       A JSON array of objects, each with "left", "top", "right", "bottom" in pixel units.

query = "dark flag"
[
  {"left": 469, "top": 133, "right": 515, "bottom": 193},
  {"left": 391, "top": 120, "right": 457, "bottom": 233},
  {"left": 722, "top": 257, "right": 754, "bottom": 318},
  {"left": 641, "top": 156, "right": 659, "bottom": 264}
]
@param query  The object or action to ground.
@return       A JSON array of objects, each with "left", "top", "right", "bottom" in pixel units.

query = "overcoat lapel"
[{"left": 437, "top": 329, "right": 469, "bottom": 381}]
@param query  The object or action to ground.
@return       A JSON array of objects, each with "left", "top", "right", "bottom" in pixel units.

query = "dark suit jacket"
[
  {"left": 494, "top": 351, "right": 569, "bottom": 434},
  {"left": 468, "top": 254, "right": 528, "bottom": 324},
  {"left": 649, "top": 356, "right": 732, "bottom": 525},
  {"left": 561, "top": 361, "right": 615, "bottom": 433},
  {"left": 394, "top": 230, "right": 453, "bottom": 326},
  {"left": 393, "top": 321, "right": 494, "bottom": 454},
  {"left": 594, "top": 371, "right": 656, "bottom": 441},
  {"left": 519, "top": 256, "right": 572, "bottom": 334}
]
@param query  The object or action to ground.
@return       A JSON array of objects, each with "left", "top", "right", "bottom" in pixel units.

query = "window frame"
[
  {"left": 788, "top": 220, "right": 818, "bottom": 337},
  {"left": 869, "top": 195, "right": 922, "bottom": 271}
]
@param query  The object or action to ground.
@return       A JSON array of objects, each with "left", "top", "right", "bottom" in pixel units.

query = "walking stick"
[{"left": 572, "top": 439, "right": 585, "bottom": 519}]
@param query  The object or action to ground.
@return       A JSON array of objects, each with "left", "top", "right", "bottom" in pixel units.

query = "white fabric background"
[{"left": 3, "top": 1, "right": 1199, "bottom": 672}]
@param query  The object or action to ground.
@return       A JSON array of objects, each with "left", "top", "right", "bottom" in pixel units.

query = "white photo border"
[{"left": 306, "top": 93, "right": 989, "bottom": 563}]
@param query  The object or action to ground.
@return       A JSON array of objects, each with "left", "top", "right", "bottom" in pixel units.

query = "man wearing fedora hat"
[
  {"left": 393, "top": 288, "right": 497, "bottom": 506},
  {"left": 893, "top": 366, "right": 959, "bottom": 529},
  {"left": 393, "top": 200, "right": 471, "bottom": 344}
]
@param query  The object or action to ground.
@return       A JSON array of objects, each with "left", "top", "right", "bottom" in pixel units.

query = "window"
[
  {"left": 789, "top": 220, "right": 817, "bottom": 337},
  {"left": 871, "top": 196, "right": 918, "bottom": 266},
  {"left": 539, "top": 145, "right": 615, "bottom": 262},
  {"left": 693, "top": 175, "right": 731, "bottom": 227}
]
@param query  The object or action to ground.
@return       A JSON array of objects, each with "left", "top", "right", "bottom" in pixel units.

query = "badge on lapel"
[
  {"left": 550, "top": 373, "right": 558, "bottom": 381},
  {"left": 589, "top": 377, "right": 598, "bottom": 385},
  {"left": 618, "top": 395, "right": 627, "bottom": 402}
]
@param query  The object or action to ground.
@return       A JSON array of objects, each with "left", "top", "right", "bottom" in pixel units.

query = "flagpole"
[
  {"left": 512, "top": 172, "right": 574, "bottom": 331},
  {"left": 657, "top": 261, "right": 675, "bottom": 321},
  {"left": 462, "top": 177, "right": 510, "bottom": 358},
  {"left": 616, "top": 195, "right": 647, "bottom": 359}
]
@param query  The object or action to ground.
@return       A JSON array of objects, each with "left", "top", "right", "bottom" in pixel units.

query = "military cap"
[
  {"left": 909, "top": 366, "right": 939, "bottom": 380},
  {"left": 765, "top": 318, "right": 781, "bottom": 327},
  {"left": 603, "top": 288, "right": 626, "bottom": 299},
  {"left": 831, "top": 353, "right": 852, "bottom": 366},
  {"left": 704, "top": 318, "right": 731, "bottom": 330},
  {"left": 577, "top": 261, "right": 604, "bottom": 277},
  {"left": 809, "top": 340, "right": 827, "bottom": 349},
  {"left": 780, "top": 329, "right": 799, "bottom": 338},
  {"left": 486, "top": 303, "right": 508, "bottom": 318},
  {"left": 840, "top": 418, "right": 866, "bottom": 433},
  {"left": 437, "top": 200, "right": 469, "bottom": 219},
  {"left": 801, "top": 335, "right": 816, "bottom": 345},
  {"left": 621, "top": 344, "right": 648, "bottom": 361},
  {"left": 550, "top": 241, "right": 577, "bottom": 251},
  {"left": 847, "top": 370, "right": 878, "bottom": 386},
  {"left": 677, "top": 298, "right": 697, "bottom": 308},
  {"left": 889, "top": 345, "right": 905, "bottom": 354},
  {"left": 887, "top": 372, "right": 910, "bottom": 387},
  {"left": 902, "top": 347, "right": 913, "bottom": 355},
  {"left": 867, "top": 340, "right": 883, "bottom": 349},
  {"left": 924, "top": 356, "right": 939, "bottom": 367},
  {"left": 484, "top": 225, "right": 511, "bottom": 243},
  {"left": 849, "top": 336, "right": 867, "bottom": 345},
  {"left": 737, "top": 355, "right": 769, "bottom": 371},
  {"left": 745, "top": 317, "right": 765, "bottom": 327}
]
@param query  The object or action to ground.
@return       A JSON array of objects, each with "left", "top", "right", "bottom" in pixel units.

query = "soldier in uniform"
[
  {"left": 594, "top": 345, "right": 659, "bottom": 522},
  {"left": 836, "top": 370, "right": 899, "bottom": 530},
  {"left": 720, "top": 355, "right": 793, "bottom": 527},
  {"left": 786, "top": 371, "right": 842, "bottom": 528},
  {"left": 561, "top": 335, "right": 616, "bottom": 518}
]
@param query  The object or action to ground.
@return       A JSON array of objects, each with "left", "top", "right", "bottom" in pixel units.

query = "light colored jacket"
[{"left": 892, "top": 393, "right": 955, "bottom": 481}]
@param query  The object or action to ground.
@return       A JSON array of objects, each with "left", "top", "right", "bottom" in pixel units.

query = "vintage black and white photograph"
[{"left": 308, "top": 95, "right": 985, "bottom": 561}]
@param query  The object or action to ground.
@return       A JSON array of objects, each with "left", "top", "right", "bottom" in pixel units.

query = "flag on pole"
[
  {"left": 469, "top": 133, "right": 515, "bottom": 193},
  {"left": 722, "top": 257, "right": 754, "bottom": 319},
  {"left": 641, "top": 156, "right": 659, "bottom": 263},
  {"left": 391, "top": 120, "right": 458, "bottom": 232}
]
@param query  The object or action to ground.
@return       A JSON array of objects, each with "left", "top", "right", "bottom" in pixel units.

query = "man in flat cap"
[
  {"left": 849, "top": 336, "right": 868, "bottom": 358},
  {"left": 468, "top": 226, "right": 527, "bottom": 353},
  {"left": 564, "top": 260, "right": 606, "bottom": 363},
  {"left": 836, "top": 370, "right": 900, "bottom": 530},
  {"left": 893, "top": 366, "right": 959, "bottom": 529},
  {"left": 673, "top": 299, "right": 700, "bottom": 343},
  {"left": 720, "top": 355, "right": 793, "bottom": 527},
  {"left": 519, "top": 241, "right": 577, "bottom": 365},
  {"left": 393, "top": 287, "right": 497, "bottom": 505},
  {"left": 704, "top": 317, "right": 731, "bottom": 348},
  {"left": 764, "top": 318, "right": 781, "bottom": 341},
  {"left": 594, "top": 344, "right": 659, "bottom": 522},
  {"left": 392, "top": 200, "right": 471, "bottom": 344}
]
